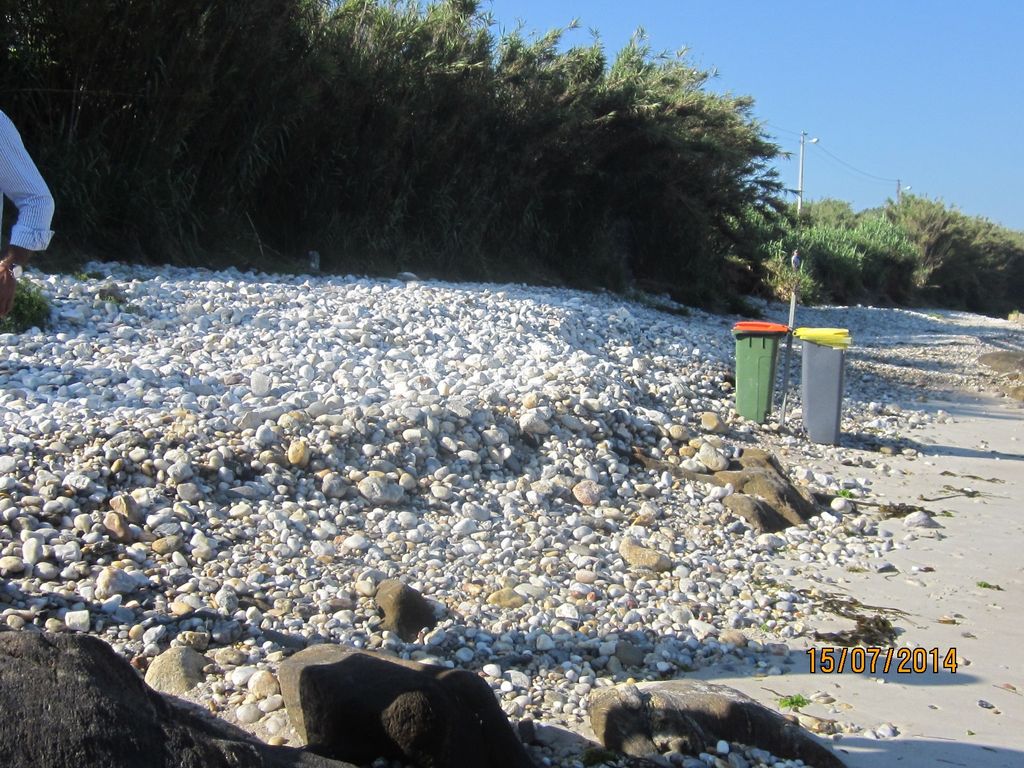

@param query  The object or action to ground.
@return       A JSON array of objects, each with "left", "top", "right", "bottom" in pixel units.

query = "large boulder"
[
  {"left": 279, "top": 644, "right": 535, "bottom": 768},
  {"left": 0, "top": 631, "right": 353, "bottom": 768},
  {"left": 589, "top": 680, "right": 845, "bottom": 768}
]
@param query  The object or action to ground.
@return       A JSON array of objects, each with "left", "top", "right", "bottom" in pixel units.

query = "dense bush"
[
  {"left": 1, "top": 0, "right": 782, "bottom": 307},
  {"left": 886, "top": 196, "right": 1024, "bottom": 315}
]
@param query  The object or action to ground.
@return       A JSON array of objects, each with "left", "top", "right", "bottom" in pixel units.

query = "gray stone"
[
  {"left": 145, "top": 646, "right": 208, "bottom": 696},
  {"left": 357, "top": 476, "right": 404, "bottom": 506},
  {"left": 572, "top": 480, "right": 603, "bottom": 506},
  {"left": 697, "top": 443, "right": 730, "bottom": 472},
  {"left": 22, "top": 538, "right": 42, "bottom": 565},
  {"left": 248, "top": 669, "right": 281, "bottom": 699},
  {"left": 0, "top": 556, "right": 25, "bottom": 575},
  {"left": 518, "top": 411, "right": 550, "bottom": 436},
  {"left": 321, "top": 472, "right": 347, "bottom": 499},
  {"left": 236, "top": 703, "right": 263, "bottom": 725},
  {"left": 251, "top": 371, "right": 273, "bottom": 397},
  {"left": 176, "top": 483, "right": 203, "bottom": 502},
  {"left": 902, "top": 511, "right": 943, "bottom": 529},
  {"left": 65, "top": 609, "right": 91, "bottom": 632},
  {"left": 614, "top": 640, "right": 647, "bottom": 668},
  {"left": 95, "top": 566, "right": 137, "bottom": 599},
  {"left": 212, "top": 619, "right": 242, "bottom": 645},
  {"left": 619, "top": 537, "right": 672, "bottom": 572}
]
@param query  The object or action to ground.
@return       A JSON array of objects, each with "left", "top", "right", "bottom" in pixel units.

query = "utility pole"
[{"left": 796, "top": 132, "right": 817, "bottom": 217}]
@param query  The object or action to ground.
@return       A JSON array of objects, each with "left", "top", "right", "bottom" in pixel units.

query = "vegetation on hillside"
[
  {"left": 2, "top": 0, "right": 1021, "bottom": 318},
  {"left": 764, "top": 197, "right": 1024, "bottom": 316}
]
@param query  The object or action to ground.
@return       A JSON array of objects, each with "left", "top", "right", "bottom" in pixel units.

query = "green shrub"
[
  {"left": 783, "top": 223, "right": 862, "bottom": 303},
  {"left": 778, "top": 694, "right": 811, "bottom": 710},
  {"left": 845, "top": 215, "right": 915, "bottom": 303},
  {"left": 763, "top": 242, "right": 822, "bottom": 304},
  {"left": 773, "top": 203, "right": 920, "bottom": 306},
  {"left": 0, "top": 279, "right": 51, "bottom": 333},
  {"left": 887, "top": 195, "right": 1024, "bottom": 315}
]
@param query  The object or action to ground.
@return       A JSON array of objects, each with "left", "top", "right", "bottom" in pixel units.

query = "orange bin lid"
[{"left": 732, "top": 321, "right": 789, "bottom": 334}]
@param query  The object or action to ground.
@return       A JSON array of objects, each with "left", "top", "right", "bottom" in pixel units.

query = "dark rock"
[
  {"left": 614, "top": 640, "right": 648, "bottom": 668},
  {"left": 211, "top": 619, "right": 242, "bottom": 644},
  {"left": 374, "top": 580, "right": 437, "bottom": 641},
  {"left": 260, "top": 628, "right": 309, "bottom": 650},
  {"left": 722, "top": 494, "right": 791, "bottom": 533},
  {"left": 279, "top": 644, "right": 535, "bottom": 768},
  {"left": 589, "top": 681, "right": 845, "bottom": 768},
  {"left": 0, "top": 631, "right": 354, "bottom": 768}
]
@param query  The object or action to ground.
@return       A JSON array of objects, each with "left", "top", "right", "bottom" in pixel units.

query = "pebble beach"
[{"left": 1, "top": 263, "right": 1021, "bottom": 768}]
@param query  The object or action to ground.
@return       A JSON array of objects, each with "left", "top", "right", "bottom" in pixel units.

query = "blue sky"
[{"left": 486, "top": 1, "right": 1024, "bottom": 231}]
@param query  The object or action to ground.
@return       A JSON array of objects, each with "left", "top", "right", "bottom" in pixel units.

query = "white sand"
[{"left": 697, "top": 390, "right": 1024, "bottom": 767}]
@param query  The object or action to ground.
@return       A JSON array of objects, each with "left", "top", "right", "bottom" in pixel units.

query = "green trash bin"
[{"left": 732, "top": 321, "right": 789, "bottom": 423}]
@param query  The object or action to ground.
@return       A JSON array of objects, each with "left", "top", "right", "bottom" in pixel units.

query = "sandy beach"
[{"left": 688, "top": 389, "right": 1024, "bottom": 767}]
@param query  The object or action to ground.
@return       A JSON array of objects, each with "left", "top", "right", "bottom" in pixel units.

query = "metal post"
[
  {"left": 797, "top": 132, "right": 807, "bottom": 216},
  {"left": 779, "top": 249, "right": 800, "bottom": 427},
  {"left": 780, "top": 132, "right": 815, "bottom": 428}
]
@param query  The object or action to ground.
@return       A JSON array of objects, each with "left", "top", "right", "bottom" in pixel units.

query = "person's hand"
[
  {"left": 0, "top": 258, "right": 16, "bottom": 318},
  {"left": 0, "top": 246, "right": 32, "bottom": 318}
]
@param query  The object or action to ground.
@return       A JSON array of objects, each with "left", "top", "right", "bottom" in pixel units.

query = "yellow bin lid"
[{"left": 794, "top": 327, "right": 852, "bottom": 348}]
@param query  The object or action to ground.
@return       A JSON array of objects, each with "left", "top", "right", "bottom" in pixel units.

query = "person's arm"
[{"left": 0, "top": 110, "right": 54, "bottom": 317}]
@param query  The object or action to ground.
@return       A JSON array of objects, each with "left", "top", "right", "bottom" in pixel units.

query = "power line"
[
  {"left": 764, "top": 122, "right": 803, "bottom": 138},
  {"left": 764, "top": 123, "right": 901, "bottom": 184},
  {"left": 812, "top": 142, "right": 899, "bottom": 183}
]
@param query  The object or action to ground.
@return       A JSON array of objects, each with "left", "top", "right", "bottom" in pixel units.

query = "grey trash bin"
[{"left": 795, "top": 328, "right": 851, "bottom": 445}]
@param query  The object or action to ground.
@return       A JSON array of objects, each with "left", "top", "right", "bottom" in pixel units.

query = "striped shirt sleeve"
[{"left": 0, "top": 109, "right": 55, "bottom": 251}]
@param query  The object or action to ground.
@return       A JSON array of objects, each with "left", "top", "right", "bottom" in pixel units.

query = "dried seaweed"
[
  {"left": 813, "top": 615, "right": 898, "bottom": 647},
  {"left": 876, "top": 502, "right": 928, "bottom": 519},
  {"left": 939, "top": 470, "right": 1004, "bottom": 484},
  {"left": 919, "top": 484, "right": 1003, "bottom": 502},
  {"left": 797, "top": 588, "right": 904, "bottom": 647}
]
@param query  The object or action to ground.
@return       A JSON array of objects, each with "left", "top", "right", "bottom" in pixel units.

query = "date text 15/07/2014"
[{"left": 807, "top": 647, "right": 958, "bottom": 675}]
